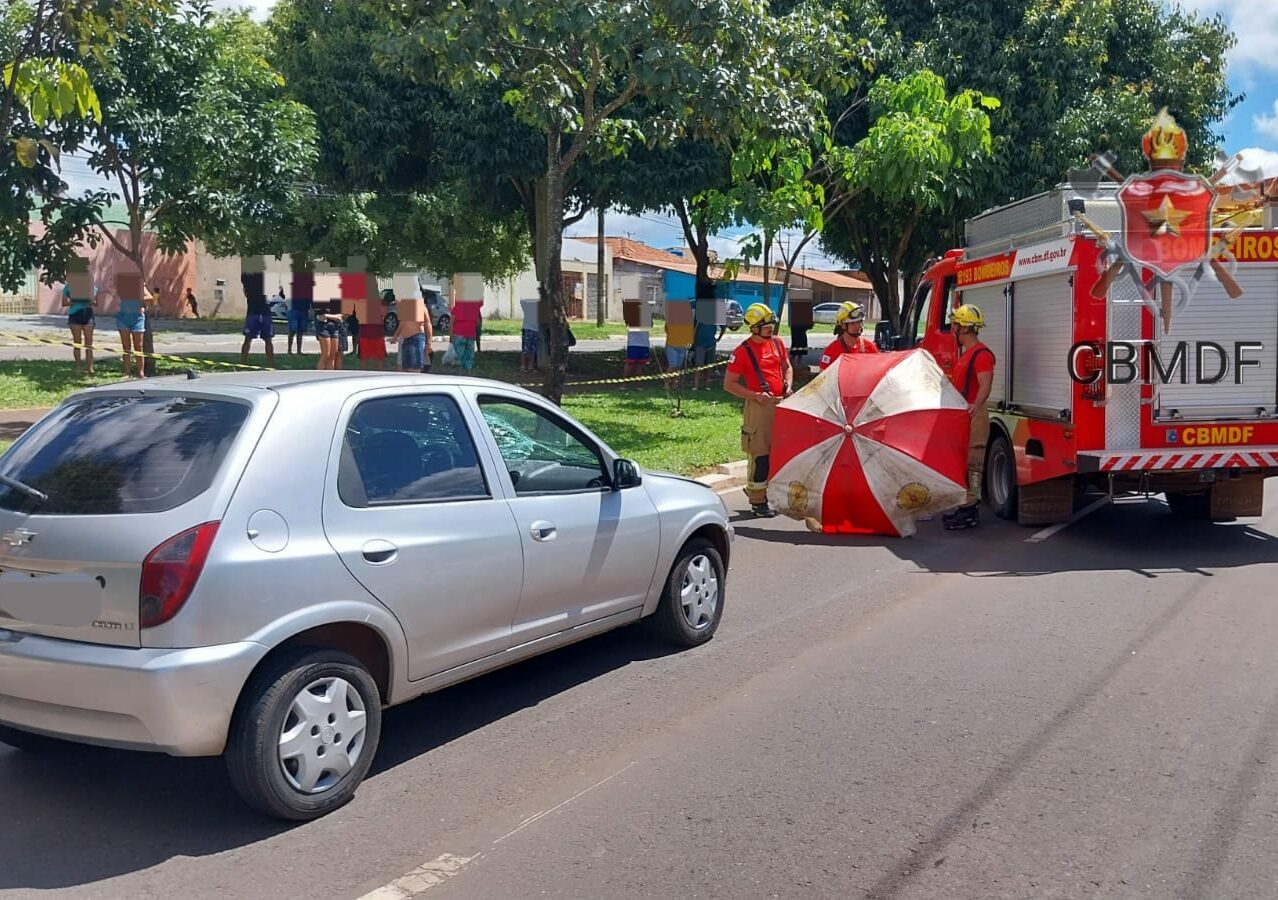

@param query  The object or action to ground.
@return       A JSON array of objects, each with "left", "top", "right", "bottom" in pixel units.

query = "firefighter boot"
[{"left": 943, "top": 505, "right": 980, "bottom": 530}]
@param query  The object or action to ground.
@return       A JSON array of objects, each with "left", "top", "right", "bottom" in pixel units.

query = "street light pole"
[{"left": 596, "top": 206, "right": 606, "bottom": 327}]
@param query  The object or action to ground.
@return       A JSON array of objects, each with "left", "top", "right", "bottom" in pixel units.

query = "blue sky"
[
  {"left": 102, "top": 1, "right": 1278, "bottom": 269},
  {"left": 1182, "top": 0, "right": 1278, "bottom": 175}
]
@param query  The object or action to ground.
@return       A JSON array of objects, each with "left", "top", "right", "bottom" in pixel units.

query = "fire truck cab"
[{"left": 879, "top": 184, "right": 1278, "bottom": 525}]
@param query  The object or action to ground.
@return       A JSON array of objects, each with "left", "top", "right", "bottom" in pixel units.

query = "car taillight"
[{"left": 139, "top": 522, "right": 220, "bottom": 628}]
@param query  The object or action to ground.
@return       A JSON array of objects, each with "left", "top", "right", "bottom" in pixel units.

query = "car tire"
[
  {"left": 0, "top": 723, "right": 85, "bottom": 753},
  {"left": 651, "top": 538, "right": 725, "bottom": 648},
  {"left": 226, "top": 648, "right": 382, "bottom": 821},
  {"left": 985, "top": 431, "right": 1018, "bottom": 521},
  {"left": 437, "top": 314, "right": 451, "bottom": 336},
  {"left": 383, "top": 312, "right": 399, "bottom": 338}
]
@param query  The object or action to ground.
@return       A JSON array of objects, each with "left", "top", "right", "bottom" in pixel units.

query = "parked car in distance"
[
  {"left": 812, "top": 302, "right": 844, "bottom": 325},
  {"left": 725, "top": 299, "right": 744, "bottom": 331},
  {"left": 379, "top": 284, "right": 451, "bottom": 337},
  {"left": 0, "top": 373, "right": 732, "bottom": 820}
]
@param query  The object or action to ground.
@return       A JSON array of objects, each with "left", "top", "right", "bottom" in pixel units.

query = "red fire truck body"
[{"left": 899, "top": 187, "right": 1278, "bottom": 524}]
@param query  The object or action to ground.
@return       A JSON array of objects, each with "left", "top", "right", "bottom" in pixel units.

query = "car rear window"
[{"left": 0, "top": 395, "right": 250, "bottom": 515}]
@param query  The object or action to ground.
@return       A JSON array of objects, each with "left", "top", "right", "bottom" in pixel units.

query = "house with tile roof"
[
  {"left": 781, "top": 267, "right": 878, "bottom": 320},
  {"left": 576, "top": 236, "right": 785, "bottom": 316}
]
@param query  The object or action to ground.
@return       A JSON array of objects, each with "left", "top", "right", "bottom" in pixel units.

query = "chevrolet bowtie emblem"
[{"left": 2, "top": 528, "right": 36, "bottom": 547}]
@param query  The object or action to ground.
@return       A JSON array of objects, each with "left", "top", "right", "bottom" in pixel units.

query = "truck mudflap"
[{"left": 1077, "top": 447, "right": 1278, "bottom": 473}]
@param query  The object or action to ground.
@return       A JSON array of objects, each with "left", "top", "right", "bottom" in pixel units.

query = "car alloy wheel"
[
  {"left": 277, "top": 675, "right": 369, "bottom": 794},
  {"left": 652, "top": 537, "right": 725, "bottom": 647},
  {"left": 680, "top": 554, "right": 719, "bottom": 631}
]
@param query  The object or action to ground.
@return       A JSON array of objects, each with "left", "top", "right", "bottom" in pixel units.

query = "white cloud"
[
  {"left": 1237, "top": 146, "right": 1278, "bottom": 179},
  {"left": 1255, "top": 100, "right": 1278, "bottom": 141},
  {"left": 208, "top": 0, "right": 274, "bottom": 21},
  {"left": 1181, "top": 1, "right": 1278, "bottom": 70}
]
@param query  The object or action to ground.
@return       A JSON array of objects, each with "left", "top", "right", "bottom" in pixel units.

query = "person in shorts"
[
  {"left": 62, "top": 283, "right": 96, "bottom": 376},
  {"left": 358, "top": 316, "right": 387, "bottom": 370},
  {"left": 240, "top": 287, "right": 276, "bottom": 366},
  {"left": 115, "top": 291, "right": 146, "bottom": 378},
  {"left": 315, "top": 307, "right": 346, "bottom": 370},
  {"left": 287, "top": 293, "right": 311, "bottom": 356},
  {"left": 395, "top": 300, "right": 434, "bottom": 372}
]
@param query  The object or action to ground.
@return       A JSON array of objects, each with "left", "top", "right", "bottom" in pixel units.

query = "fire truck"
[{"left": 879, "top": 183, "right": 1278, "bottom": 525}]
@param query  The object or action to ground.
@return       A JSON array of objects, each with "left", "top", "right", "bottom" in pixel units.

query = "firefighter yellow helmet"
[
  {"left": 743, "top": 302, "right": 777, "bottom": 329},
  {"left": 952, "top": 304, "right": 985, "bottom": 329},
  {"left": 834, "top": 302, "right": 865, "bottom": 326}
]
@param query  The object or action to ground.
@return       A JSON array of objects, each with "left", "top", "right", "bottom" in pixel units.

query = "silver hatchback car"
[{"left": 0, "top": 372, "right": 732, "bottom": 819}]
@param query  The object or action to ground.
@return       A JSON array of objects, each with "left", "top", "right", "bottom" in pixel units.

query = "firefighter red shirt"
[
  {"left": 727, "top": 337, "right": 787, "bottom": 395},
  {"left": 951, "top": 341, "right": 995, "bottom": 403},
  {"left": 818, "top": 335, "right": 879, "bottom": 370}
]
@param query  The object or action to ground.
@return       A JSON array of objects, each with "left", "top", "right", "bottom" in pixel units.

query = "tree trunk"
[
  {"left": 676, "top": 199, "right": 715, "bottom": 302},
  {"left": 596, "top": 205, "right": 605, "bottom": 327},
  {"left": 762, "top": 232, "right": 772, "bottom": 313},
  {"left": 538, "top": 132, "right": 570, "bottom": 404}
]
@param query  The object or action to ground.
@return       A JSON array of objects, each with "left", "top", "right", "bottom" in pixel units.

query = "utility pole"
[{"left": 596, "top": 206, "right": 606, "bottom": 327}]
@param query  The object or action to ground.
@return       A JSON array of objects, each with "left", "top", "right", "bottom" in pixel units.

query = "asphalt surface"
[
  {"left": 0, "top": 316, "right": 637, "bottom": 360},
  {"left": 0, "top": 316, "right": 818, "bottom": 362},
  {"left": 4, "top": 482, "right": 1278, "bottom": 898}
]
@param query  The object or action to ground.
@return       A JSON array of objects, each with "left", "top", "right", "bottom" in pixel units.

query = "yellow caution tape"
[
  {"left": 0, "top": 331, "right": 274, "bottom": 371},
  {"left": 547, "top": 358, "right": 730, "bottom": 389}
]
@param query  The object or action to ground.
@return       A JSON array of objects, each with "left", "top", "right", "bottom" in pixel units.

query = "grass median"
[{"left": 0, "top": 350, "right": 746, "bottom": 477}]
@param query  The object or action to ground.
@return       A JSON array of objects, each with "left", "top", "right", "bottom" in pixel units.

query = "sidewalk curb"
[{"left": 695, "top": 459, "right": 747, "bottom": 494}]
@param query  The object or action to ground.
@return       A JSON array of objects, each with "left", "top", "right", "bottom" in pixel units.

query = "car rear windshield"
[{"left": 0, "top": 395, "right": 250, "bottom": 515}]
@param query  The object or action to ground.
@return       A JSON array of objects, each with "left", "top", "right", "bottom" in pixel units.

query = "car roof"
[{"left": 68, "top": 370, "right": 545, "bottom": 404}]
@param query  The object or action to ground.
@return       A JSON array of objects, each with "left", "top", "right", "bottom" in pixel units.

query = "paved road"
[
  {"left": 0, "top": 317, "right": 818, "bottom": 363},
  {"left": 0, "top": 317, "right": 627, "bottom": 360},
  {"left": 4, "top": 485, "right": 1278, "bottom": 899}
]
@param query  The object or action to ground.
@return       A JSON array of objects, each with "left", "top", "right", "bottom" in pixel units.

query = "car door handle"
[
  {"left": 362, "top": 540, "right": 399, "bottom": 565},
  {"left": 529, "top": 521, "right": 557, "bottom": 542}
]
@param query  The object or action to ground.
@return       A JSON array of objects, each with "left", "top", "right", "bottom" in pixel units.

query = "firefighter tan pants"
[
  {"left": 741, "top": 398, "right": 775, "bottom": 506},
  {"left": 963, "top": 408, "right": 990, "bottom": 508}
]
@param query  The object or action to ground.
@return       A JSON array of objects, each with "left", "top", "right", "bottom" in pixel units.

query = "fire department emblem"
[
  {"left": 1117, "top": 169, "right": 1214, "bottom": 280},
  {"left": 1071, "top": 107, "right": 1276, "bottom": 334}
]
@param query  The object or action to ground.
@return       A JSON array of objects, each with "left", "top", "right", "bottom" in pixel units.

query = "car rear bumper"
[{"left": 0, "top": 629, "right": 267, "bottom": 756}]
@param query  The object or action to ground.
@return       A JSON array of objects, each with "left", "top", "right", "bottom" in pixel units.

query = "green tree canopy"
[
  {"left": 77, "top": 3, "right": 317, "bottom": 285},
  {"left": 819, "top": 0, "right": 1238, "bottom": 327},
  {"left": 377, "top": 0, "right": 830, "bottom": 402}
]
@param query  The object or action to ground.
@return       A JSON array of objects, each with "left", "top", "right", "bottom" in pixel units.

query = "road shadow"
[
  {"left": 732, "top": 492, "right": 1278, "bottom": 578},
  {"left": 0, "top": 623, "right": 679, "bottom": 891},
  {"left": 0, "top": 418, "right": 35, "bottom": 441}
]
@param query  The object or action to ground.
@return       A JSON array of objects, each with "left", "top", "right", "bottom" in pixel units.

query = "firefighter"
[
  {"left": 724, "top": 302, "right": 793, "bottom": 517},
  {"left": 818, "top": 301, "right": 879, "bottom": 370},
  {"left": 944, "top": 304, "right": 996, "bottom": 530}
]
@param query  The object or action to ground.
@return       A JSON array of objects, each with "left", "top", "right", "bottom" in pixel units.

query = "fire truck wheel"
[{"left": 985, "top": 432, "right": 1018, "bottom": 521}]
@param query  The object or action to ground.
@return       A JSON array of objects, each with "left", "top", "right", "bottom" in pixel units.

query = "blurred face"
[
  {"left": 753, "top": 319, "right": 775, "bottom": 337},
  {"left": 842, "top": 320, "right": 863, "bottom": 338}
]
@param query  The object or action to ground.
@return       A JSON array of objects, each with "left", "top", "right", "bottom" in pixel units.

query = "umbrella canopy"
[{"left": 767, "top": 349, "right": 971, "bottom": 536}]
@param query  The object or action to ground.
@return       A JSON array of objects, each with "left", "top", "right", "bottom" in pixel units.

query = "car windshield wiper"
[{"left": 0, "top": 473, "right": 48, "bottom": 505}]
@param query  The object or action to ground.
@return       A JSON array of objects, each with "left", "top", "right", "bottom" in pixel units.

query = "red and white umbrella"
[{"left": 767, "top": 349, "right": 971, "bottom": 536}]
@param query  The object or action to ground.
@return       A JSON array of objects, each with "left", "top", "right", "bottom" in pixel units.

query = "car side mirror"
[
  {"left": 874, "top": 321, "right": 897, "bottom": 351},
  {"left": 612, "top": 458, "right": 642, "bottom": 490}
]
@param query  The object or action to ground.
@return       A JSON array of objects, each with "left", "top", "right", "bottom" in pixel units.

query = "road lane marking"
[
  {"left": 359, "top": 853, "right": 478, "bottom": 899},
  {"left": 1025, "top": 496, "right": 1112, "bottom": 543},
  {"left": 493, "top": 761, "right": 637, "bottom": 845},
  {"left": 361, "top": 762, "right": 636, "bottom": 897}
]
